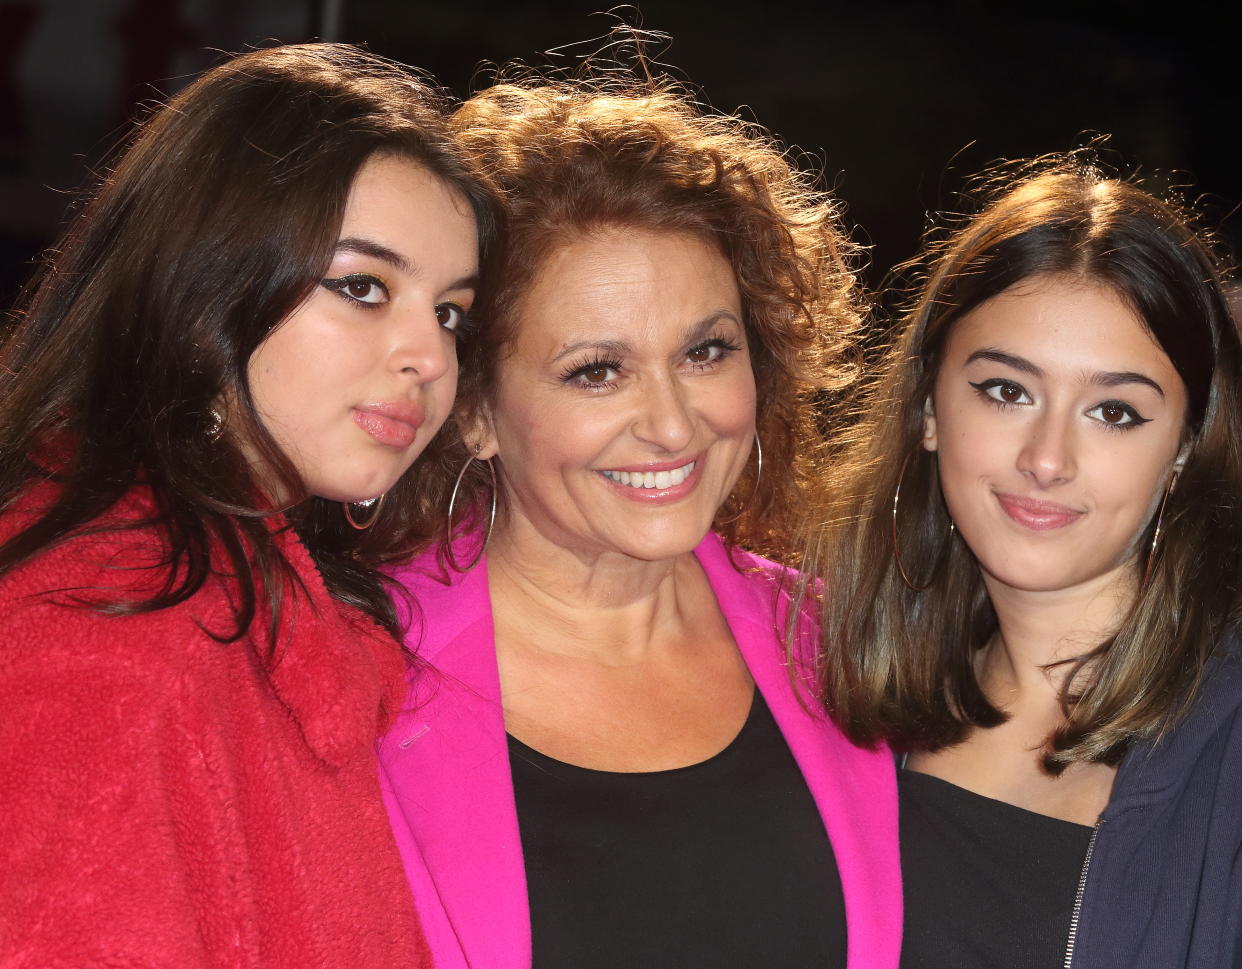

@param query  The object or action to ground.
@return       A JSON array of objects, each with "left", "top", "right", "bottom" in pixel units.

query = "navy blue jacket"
[{"left": 1073, "top": 631, "right": 1242, "bottom": 968}]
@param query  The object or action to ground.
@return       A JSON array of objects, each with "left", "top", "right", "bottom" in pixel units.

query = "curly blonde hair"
[{"left": 409, "top": 73, "right": 865, "bottom": 565}]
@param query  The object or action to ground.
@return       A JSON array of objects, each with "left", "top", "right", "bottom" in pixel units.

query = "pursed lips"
[
  {"left": 352, "top": 400, "right": 425, "bottom": 448},
  {"left": 995, "top": 492, "right": 1085, "bottom": 530}
]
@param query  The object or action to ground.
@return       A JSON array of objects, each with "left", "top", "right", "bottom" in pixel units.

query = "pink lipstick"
[
  {"left": 996, "top": 493, "right": 1084, "bottom": 531},
  {"left": 353, "top": 401, "right": 424, "bottom": 449},
  {"left": 596, "top": 455, "right": 703, "bottom": 503}
]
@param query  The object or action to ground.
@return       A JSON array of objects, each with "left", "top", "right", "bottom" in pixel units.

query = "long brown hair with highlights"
[
  {"left": 0, "top": 44, "right": 495, "bottom": 644},
  {"left": 804, "top": 158, "right": 1242, "bottom": 769}
]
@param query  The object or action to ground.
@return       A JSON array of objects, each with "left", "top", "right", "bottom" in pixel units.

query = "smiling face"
[
  {"left": 478, "top": 226, "right": 756, "bottom": 562},
  {"left": 247, "top": 154, "right": 478, "bottom": 503},
  {"left": 924, "top": 273, "right": 1189, "bottom": 599}
]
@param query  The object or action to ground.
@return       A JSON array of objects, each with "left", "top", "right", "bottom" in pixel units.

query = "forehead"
[
  {"left": 511, "top": 227, "right": 740, "bottom": 350},
  {"left": 342, "top": 154, "right": 477, "bottom": 247},
  {"left": 945, "top": 273, "right": 1177, "bottom": 380}
]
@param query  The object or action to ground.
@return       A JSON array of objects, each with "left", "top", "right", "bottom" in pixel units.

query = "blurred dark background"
[{"left": 3, "top": 0, "right": 1237, "bottom": 318}]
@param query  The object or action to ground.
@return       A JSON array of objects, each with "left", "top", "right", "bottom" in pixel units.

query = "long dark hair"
[
  {"left": 0, "top": 43, "right": 494, "bottom": 644},
  {"left": 805, "top": 158, "right": 1242, "bottom": 769}
]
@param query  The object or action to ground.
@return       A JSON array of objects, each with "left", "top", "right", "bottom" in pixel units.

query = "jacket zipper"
[{"left": 1063, "top": 820, "right": 1104, "bottom": 969}]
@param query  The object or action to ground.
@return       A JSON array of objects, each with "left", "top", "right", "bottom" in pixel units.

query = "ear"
[
  {"left": 921, "top": 396, "right": 938, "bottom": 452},
  {"left": 461, "top": 405, "right": 499, "bottom": 460}
]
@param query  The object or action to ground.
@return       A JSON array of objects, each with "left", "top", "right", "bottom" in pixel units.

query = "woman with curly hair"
[
  {"left": 0, "top": 44, "right": 492, "bottom": 967},
  {"left": 806, "top": 161, "right": 1242, "bottom": 967},
  {"left": 378, "top": 74, "right": 900, "bottom": 969}
]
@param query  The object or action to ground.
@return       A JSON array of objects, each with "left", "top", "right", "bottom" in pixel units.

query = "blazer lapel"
[
  {"left": 379, "top": 552, "right": 531, "bottom": 969},
  {"left": 696, "top": 535, "right": 902, "bottom": 969}
]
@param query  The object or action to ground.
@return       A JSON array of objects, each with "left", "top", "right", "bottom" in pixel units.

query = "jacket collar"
[
  {"left": 256, "top": 523, "right": 408, "bottom": 769},
  {"left": 380, "top": 532, "right": 901, "bottom": 969}
]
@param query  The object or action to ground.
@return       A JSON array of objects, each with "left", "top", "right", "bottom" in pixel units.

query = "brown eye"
[
  {"left": 321, "top": 273, "right": 388, "bottom": 306},
  {"left": 436, "top": 303, "right": 467, "bottom": 332},
  {"left": 1086, "top": 401, "right": 1147, "bottom": 429},
  {"left": 560, "top": 357, "right": 621, "bottom": 388},
  {"left": 970, "top": 378, "right": 1032, "bottom": 407},
  {"left": 687, "top": 345, "right": 713, "bottom": 364}
]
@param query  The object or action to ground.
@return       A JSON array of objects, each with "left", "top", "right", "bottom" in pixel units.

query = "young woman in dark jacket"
[
  {"left": 804, "top": 158, "right": 1242, "bottom": 968},
  {"left": 0, "top": 43, "right": 492, "bottom": 968}
]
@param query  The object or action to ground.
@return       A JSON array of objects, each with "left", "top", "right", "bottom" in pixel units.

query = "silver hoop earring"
[
  {"left": 343, "top": 493, "right": 386, "bottom": 530},
  {"left": 445, "top": 444, "right": 497, "bottom": 572},
  {"left": 1142, "top": 469, "right": 1179, "bottom": 587},
  {"left": 717, "top": 432, "right": 763, "bottom": 526},
  {"left": 892, "top": 449, "right": 954, "bottom": 592}
]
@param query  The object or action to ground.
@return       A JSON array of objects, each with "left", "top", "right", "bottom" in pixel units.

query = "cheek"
[
  {"left": 706, "top": 367, "right": 758, "bottom": 436},
  {"left": 931, "top": 407, "right": 999, "bottom": 484},
  {"left": 492, "top": 391, "right": 586, "bottom": 480}
]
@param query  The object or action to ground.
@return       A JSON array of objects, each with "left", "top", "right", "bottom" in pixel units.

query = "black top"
[
  {"left": 508, "top": 688, "right": 847, "bottom": 969},
  {"left": 898, "top": 769, "right": 1094, "bottom": 969}
]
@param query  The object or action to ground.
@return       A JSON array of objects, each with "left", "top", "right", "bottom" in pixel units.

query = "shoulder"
[
  {"left": 386, "top": 538, "right": 492, "bottom": 663},
  {"left": 697, "top": 532, "right": 809, "bottom": 622},
  {"left": 0, "top": 485, "right": 237, "bottom": 676}
]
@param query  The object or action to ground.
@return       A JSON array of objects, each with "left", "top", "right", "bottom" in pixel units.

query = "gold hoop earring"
[
  {"left": 1142, "top": 469, "right": 1179, "bottom": 587},
  {"left": 717, "top": 432, "right": 763, "bottom": 526},
  {"left": 206, "top": 406, "right": 224, "bottom": 442},
  {"left": 445, "top": 444, "right": 497, "bottom": 573},
  {"left": 343, "top": 493, "right": 386, "bottom": 530},
  {"left": 892, "top": 449, "right": 954, "bottom": 592}
]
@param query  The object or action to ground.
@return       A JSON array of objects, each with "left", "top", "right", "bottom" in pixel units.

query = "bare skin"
[
  {"left": 905, "top": 565, "right": 1128, "bottom": 825},
  {"left": 491, "top": 520, "right": 754, "bottom": 772}
]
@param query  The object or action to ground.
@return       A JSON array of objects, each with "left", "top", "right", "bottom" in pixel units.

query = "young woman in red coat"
[{"left": 0, "top": 44, "right": 492, "bottom": 968}]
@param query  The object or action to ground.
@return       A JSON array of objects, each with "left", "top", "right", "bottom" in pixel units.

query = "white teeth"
[{"left": 601, "top": 461, "right": 695, "bottom": 489}]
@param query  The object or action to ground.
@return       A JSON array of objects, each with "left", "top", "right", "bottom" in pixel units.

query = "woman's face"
[
  {"left": 248, "top": 154, "right": 478, "bottom": 503},
  {"left": 480, "top": 226, "right": 756, "bottom": 561},
  {"left": 924, "top": 273, "right": 1188, "bottom": 599}
]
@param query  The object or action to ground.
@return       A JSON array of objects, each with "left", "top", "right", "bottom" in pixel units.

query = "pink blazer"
[{"left": 379, "top": 532, "right": 902, "bottom": 969}]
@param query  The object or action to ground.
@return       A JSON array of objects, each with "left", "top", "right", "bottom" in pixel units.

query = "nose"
[
  {"left": 388, "top": 307, "right": 452, "bottom": 383},
  {"left": 631, "top": 374, "right": 695, "bottom": 453},
  {"left": 1016, "top": 413, "right": 1077, "bottom": 487}
]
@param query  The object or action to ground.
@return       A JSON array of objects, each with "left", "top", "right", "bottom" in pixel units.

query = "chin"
[
  {"left": 311, "top": 468, "right": 403, "bottom": 505},
  {"left": 608, "top": 525, "right": 711, "bottom": 562},
  {"left": 979, "top": 556, "right": 1120, "bottom": 596}
]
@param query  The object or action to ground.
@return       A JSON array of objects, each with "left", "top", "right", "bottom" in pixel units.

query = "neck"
[{"left": 486, "top": 516, "right": 704, "bottom": 665}]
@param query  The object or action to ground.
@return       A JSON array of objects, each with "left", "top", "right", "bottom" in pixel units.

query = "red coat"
[{"left": 0, "top": 483, "right": 430, "bottom": 968}]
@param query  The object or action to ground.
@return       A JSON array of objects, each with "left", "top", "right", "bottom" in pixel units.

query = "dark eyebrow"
[
  {"left": 442, "top": 274, "right": 480, "bottom": 296},
  {"left": 964, "top": 348, "right": 1043, "bottom": 376},
  {"left": 333, "top": 237, "right": 413, "bottom": 276},
  {"left": 1090, "top": 370, "right": 1166, "bottom": 397},
  {"left": 550, "top": 310, "right": 742, "bottom": 364},
  {"left": 335, "top": 239, "right": 479, "bottom": 297},
  {"left": 966, "top": 347, "right": 1166, "bottom": 397}
]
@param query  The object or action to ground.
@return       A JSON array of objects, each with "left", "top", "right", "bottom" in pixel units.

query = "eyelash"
[
  {"left": 321, "top": 275, "right": 472, "bottom": 337},
  {"left": 558, "top": 336, "right": 743, "bottom": 391},
  {"left": 320, "top": 272, "right": 388, "bottom": 309},
  {"left": 559, "top": 355, "right": 624, "bottom": 390},
  {"left": 687, "top": 337, "right": 743, "bottom": 369},
  {"left": 968, "top": 379, "right": 1152, "bottom": 431},
  {"left": 436, "top": 303, "right": 471, "bottom": 334}
]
